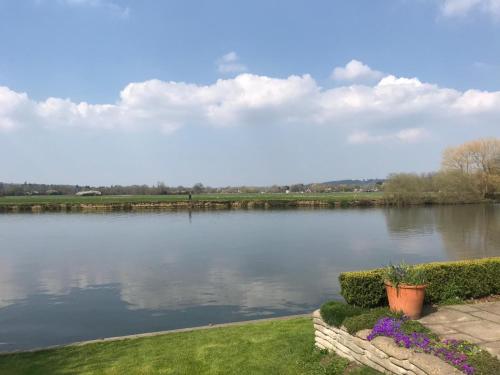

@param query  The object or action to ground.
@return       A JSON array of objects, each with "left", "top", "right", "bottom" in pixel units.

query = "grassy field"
[
  {"left": 0, "top": 192, "right": 383, "bottom": 206},
  {"left": 0, "top": 318, "right": 379, "bottom": 375}
]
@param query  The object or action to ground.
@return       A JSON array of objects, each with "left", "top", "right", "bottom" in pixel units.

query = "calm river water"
[{"left": 0, "top": 205, "right": 499, "bottom": 351}]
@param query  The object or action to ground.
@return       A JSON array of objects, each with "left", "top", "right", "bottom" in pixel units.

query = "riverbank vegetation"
[
  {"left": 384, "top": 138, "right": 500, "bottom": 205},
  {"left": 0, "top": 192, "right": 384, "bottom": 212},
  {"left": 0, "top": 318, "right": 379, "bottom": 375}
]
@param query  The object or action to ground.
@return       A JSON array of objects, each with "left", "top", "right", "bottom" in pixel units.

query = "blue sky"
[{"left": 1, "top": 0, "right": 500, "bottom": 186}]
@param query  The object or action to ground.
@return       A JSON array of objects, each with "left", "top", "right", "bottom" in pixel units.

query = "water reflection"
[
  {"left": 0, "top": 206, "right": 499, "bottom": 350},
  {"left": 384, "top": 205, "right": 500, "bottom": 260}
]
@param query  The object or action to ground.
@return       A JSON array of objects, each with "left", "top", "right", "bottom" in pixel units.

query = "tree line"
[
  {"left": 0, "top": 180, "right": 381, "bottom": 197},
  {"left": 384, "top": 138, "right": 500, "bottom": 205}
]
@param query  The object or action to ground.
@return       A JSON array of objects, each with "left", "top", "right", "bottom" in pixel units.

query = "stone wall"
[{"left": 312, "top": 310, "right": 461, "bottom": 375}]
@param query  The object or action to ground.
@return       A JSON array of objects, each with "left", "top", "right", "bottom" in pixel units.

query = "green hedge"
[
  {"left": 340, "top": 257, "right": 500, "bottom": 308},
  {"left": 319, "top": 301, "right": 365, "bottom": 327}
]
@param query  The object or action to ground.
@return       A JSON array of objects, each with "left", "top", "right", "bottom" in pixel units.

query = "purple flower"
[{"left": 367, "top": 317, "right": 476, "bottom": 374}]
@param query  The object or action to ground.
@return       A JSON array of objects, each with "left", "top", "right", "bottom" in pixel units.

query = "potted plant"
[{"left": 384, "top": 262, "right": 427, "bottom": 319}]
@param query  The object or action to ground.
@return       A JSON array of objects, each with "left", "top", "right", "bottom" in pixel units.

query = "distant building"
[{"left": 76, "top": 190, "right": 102, "bottom": 196}]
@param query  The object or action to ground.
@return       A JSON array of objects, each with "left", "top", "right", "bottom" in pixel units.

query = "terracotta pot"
[{"left": 384, "top": 281, "right": 427, "bottom": 319}]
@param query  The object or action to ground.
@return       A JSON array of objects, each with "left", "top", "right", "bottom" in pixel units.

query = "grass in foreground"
[
  {"left": 0, "top": 192, "right": 383, "bottom": 206},
  {"left": 0, "top": 318, "right": 380, "bottom": 375}
]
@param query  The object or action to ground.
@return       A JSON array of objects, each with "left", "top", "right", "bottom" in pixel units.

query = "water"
[{"left": 0, "top": 205, "right": 499, "bottom": 351}]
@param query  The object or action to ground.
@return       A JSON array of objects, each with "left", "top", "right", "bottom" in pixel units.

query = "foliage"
[
  {"left": 339, "top": 269, "right": 387, "bottom": 308},
  {"left": 400, "top": 320, "right": 438, "bottom": 341},
  {"left": 319, "top": 301, "right": 401, "bottom": 335},
  {"left": 442, "top": 138, "right": 500, "bottom": 197},
  {"left": 383, "top": 262, "right": 426, "bottom": 287},
  {"left": 342, "top": 308, "right": 400, "bottom": 335},
  {"left": 0, "top": 317, "right": 381, "bottom": 375},
  {"left": 383, "top": 173, "right": 435, "bottom": 205},
  {"left": 0, "top": 192, "right": 383, "bottom": 206},
  {"left": 383, "top": 172, "right": 483, "bottom": 205},
  {"left": 467, "top": 349, "right": 500, "bottom": 375},
  {"left": 340, "top": 257, "right": 500, "bottom": 307},
  {"left": 384, "top": 138, "right": 500, "bottom": 205},
  {"left": 320, "top": 301, "right": 366, "bottom": 327}
]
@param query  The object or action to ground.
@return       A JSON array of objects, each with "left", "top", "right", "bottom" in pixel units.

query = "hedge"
[
  {"left": 339, "top": 257, "right": 500, "bottom": 308},
  {"left": 319, "top": 301, "right": 365, "bottom": 327}
]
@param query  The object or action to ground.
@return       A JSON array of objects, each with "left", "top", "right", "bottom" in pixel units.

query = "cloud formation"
[
  {"left": 50, "top": 0, "right": 130, "bottom": 18},
  {"left": 216, "top": 52, "right": 248, "bottom": 74},
  {"left": 348, "top": 128, "right": 430, "bottom": 144},
  {"left": 1, "top": 61, "right": 500, "bottom": 144},
  {"left": 440, "top": 0, "right": 500, "bottom": 18},
  {"left": 331, "top": 59, "right": 383, "bottom": 82}
]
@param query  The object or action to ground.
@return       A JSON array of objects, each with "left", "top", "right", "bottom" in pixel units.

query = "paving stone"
[
  {"left": 470, "top": 310, "right": 500, "bottom": 324},
  {"left": 448, "top": 320, "right": 500, "bottom": 342},
  {"left": 474, "top": 302, "right": 500, "bottom": 315},
  {"left": 445, "top": 304, "right": 480, "bottom": 313},
  {"left": 422, "top": 324, "right": 457, "bottom": 335},
  {"left": 482, "top": 340, "right": 500, "bottom": 360},
  {"left": 419, "top": 309, "right": 480, "bottom": 325}
]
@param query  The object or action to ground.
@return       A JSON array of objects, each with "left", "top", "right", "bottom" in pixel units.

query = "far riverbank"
[
  {"left": 0, "top": 192, "right": 386, "bottom": 212},
  {"left": 0, "top": 192, "right": 494, "bottom": 213}
]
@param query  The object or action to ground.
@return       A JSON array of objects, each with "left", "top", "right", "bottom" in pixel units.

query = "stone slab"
[
  {"left": 474, "top": 301, "right": 500, "bottom": 315},
  {"left": 410, "top": 352, "right": 462, "bottom": 375},
  {"left": 371, "top": 336, "right": 410, "bottom": 360},
  {"left": 419, "top": 309, "right": 480, "bottom": 325},
  {"left": 445, "top": 304, "right": 480, "bottom": 313},
  {"left": 470, "top": 310, "right": 500, "bottom": 324},
  {"left": 448, "top": 320, "right": 500, "bottom": 342},
  {"left": 421, "top": 324, "right": 457, "bottom": 335}
]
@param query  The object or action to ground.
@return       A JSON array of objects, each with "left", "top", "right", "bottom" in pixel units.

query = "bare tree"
[{"left": 442, "top": 138, "right": 500, "bottom": 197}]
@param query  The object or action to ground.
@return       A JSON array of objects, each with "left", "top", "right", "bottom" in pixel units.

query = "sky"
[{"left": 1, "top": 0, "right": 500, "bottom": 186}]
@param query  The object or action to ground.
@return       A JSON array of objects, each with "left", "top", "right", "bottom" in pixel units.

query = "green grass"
[
  {"left": 0, "top": 318, "right": 380, "bottom": 375},
  {"left": 0, "top": 192, "right": 383, "bottom": 206}
]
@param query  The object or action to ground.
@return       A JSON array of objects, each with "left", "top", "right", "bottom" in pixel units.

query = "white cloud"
[
  {"left": 331, "top": 60, "right": 383, "bottom": 83},
  {"left": 440, "top": 0, "right": 500, "bottom": 18},
  {"left": 217, "top": 52, "right": 248, "bottom": 74},
  {"left": 43, "top": 0, "right": 130, "bottom": 18},
  {"left": 1, "top": 61, "right": 500, "bottom": 145},
  {"left": 348, "top": 128, "right": 430, "bottom": 144}
]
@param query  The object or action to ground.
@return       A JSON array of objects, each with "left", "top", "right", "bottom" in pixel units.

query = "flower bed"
[
  {"left": 315, "top": 301, "right": 500, "bottom": 375},
  {"left": 368, "top": 317, "right": 475, "bottom": 374},
  {"left": 313, "top": 309, "right": 461, "bottom": 374}
]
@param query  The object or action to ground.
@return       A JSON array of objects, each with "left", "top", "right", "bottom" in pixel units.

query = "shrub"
[
  {"left": 340, "top": 257, "right": 500, "bottom": 307},
  {"left": 339, "top": 269, "right": 386, "bottom": 308},
  {"left": 343, "top": 307, "right": 399, "bottom": 335},
  {"left": 319, "top": 301, "right": 366, "bottom": 327}
]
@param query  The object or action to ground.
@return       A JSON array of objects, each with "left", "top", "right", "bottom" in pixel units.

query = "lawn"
[
  {"left": 0, "top": 192, "right": 383, "bottom": 206},
  {"left": 0, "top": 318, "right": 380, "bottom": 375}
]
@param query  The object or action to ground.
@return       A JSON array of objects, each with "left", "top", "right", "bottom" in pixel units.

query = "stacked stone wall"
[{"left": 313, "top": 310, "right": 460, "bottom": 375}]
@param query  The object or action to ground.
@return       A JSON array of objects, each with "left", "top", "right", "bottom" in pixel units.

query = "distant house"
[{"left": 76, "top": 190, "right": 102, "bottom": 196}]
